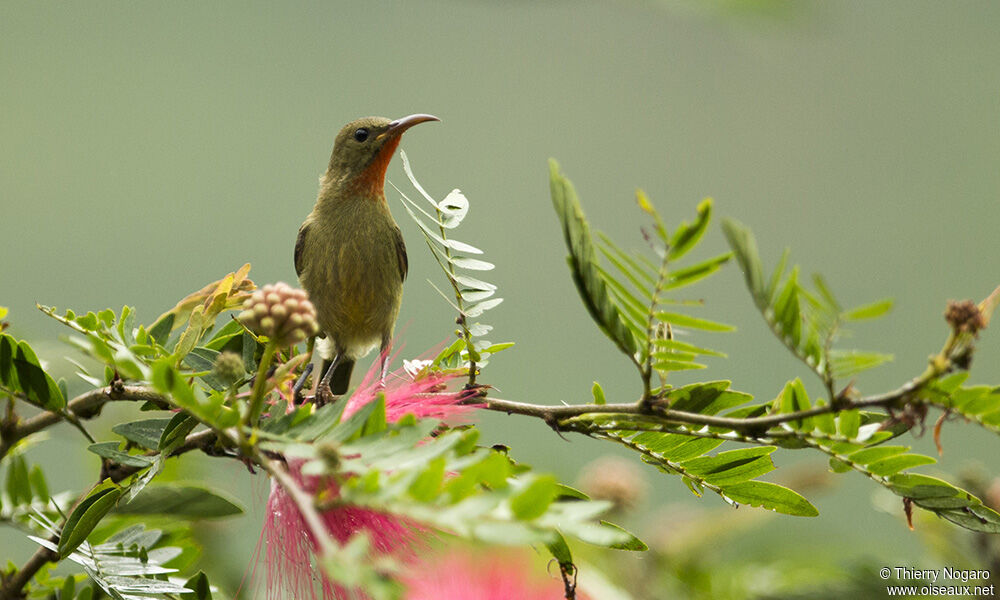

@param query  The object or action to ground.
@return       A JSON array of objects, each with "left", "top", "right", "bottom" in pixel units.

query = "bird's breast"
[{"left": 299, "top": 198, "right": 403, "bottom": 354}]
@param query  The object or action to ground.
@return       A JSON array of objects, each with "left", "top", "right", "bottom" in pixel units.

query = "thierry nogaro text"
[{"left": 893, "top": 567, "right": 991, "bottom": 583}]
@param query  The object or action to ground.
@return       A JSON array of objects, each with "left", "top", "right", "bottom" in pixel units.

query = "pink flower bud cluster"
[{"left": 238, "top": 282, "right": 319, "bottom": 347}]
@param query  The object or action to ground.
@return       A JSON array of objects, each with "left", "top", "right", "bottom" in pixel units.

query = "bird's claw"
[{"left": 315, "top": 383, "right": 337, "bottom": 407}]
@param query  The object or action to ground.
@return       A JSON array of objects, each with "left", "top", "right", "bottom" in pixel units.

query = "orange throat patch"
[{"left": 353, "top": 135, "right": 402, "bottom": 197}]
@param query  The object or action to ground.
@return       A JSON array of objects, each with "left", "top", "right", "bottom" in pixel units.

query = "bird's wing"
[
  {"left": 393, "top": 225, "right": 408, "bottom": 282},
  {"left": 294, "top": 222, "right": 309, "bottom": 277}
]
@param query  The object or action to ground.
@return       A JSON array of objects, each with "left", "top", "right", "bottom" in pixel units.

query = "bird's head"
[{"left": 325, "top": 114, "right": 439, "bottom": 196}]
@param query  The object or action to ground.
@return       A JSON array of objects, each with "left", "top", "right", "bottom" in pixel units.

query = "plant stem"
[
  {"left": 0, "top": 385, "right": 170, "bottom": 459},
  {"left": 640, "top": 245, "right": 671, "bottom": 405},
  {"left": 432, "top": 219, "right": 478, "bottom": 387},
  {"left": 480, "top": 356, "right": 947, "bottom": 434},
  {"left": 260, "top": 456, "right": 337, "bottom": 559},
  {"left": 246, "top": 340, "right": 278, "bottom": 426}
]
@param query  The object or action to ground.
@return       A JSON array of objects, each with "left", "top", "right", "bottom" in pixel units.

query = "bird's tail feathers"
[{"left": 328, "top": 359, "right": 355, "bottom": 395}]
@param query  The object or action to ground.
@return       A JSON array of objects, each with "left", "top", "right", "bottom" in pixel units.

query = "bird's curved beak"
[{"left": 377, "top": 113, "right": 440, "bottom": 141}]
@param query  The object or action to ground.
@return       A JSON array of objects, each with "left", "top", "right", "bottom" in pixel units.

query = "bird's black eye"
[{"left": 353, "top": 128, "right": 369, "bottom": 142}]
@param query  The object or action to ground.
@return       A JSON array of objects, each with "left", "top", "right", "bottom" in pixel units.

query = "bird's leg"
[
  {"left": 316, "top": 353, "right": 343, "bottom": 406},
  {"left": 291, "top": 362, "right": 314, "bottom": 405},
  {"left": 378, "top": 336, "right": 392, "bottom": 390}
]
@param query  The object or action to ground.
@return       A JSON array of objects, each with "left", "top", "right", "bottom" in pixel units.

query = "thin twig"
[
  {"left": 260, "top": 456, "right": 337, "bottom": 558},
  {"left": 480, "top": 357, "right": 944, "bottom": 434},
  {"left": 246, "top": 341, "right": 278, "bottom": 425},
  {"left": 1, "top": 385, "right": 170, "bottom": 459},
  {"left": 432, "top": 213, "right": 478, "bottom": 387},
  {"left": 560, "top": 421, "right": 777, "bottom": 444}
]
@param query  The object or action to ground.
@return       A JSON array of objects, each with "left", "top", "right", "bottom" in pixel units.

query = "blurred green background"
[{"left": 2, "top": 0, "right": 999, "bottom": 596}]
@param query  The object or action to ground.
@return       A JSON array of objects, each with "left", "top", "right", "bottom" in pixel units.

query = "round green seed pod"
[{"left": 212, "top": 351, "right": 245, "bottom": 386}]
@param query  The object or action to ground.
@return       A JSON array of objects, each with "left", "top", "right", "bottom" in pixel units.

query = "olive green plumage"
[{"left": 295, "top": 114, "right": 438, "bottom": 397}]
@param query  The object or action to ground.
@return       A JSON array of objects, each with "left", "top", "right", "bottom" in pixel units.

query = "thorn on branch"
[{"left": 545, "top": 415, "right": 571, "bottom": 442}]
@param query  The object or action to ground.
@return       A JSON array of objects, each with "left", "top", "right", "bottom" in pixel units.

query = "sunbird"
[{"left": 295, "top": 114, "right": 439, "bottom": 400}]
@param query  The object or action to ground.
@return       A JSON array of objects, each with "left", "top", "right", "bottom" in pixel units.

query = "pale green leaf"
[
  {"left": 829, "top": 350, "right": 893, "bottom": 378},
  {"left": 843, "top": 299, "right": 894, "bottom": 321},
  {"left": 655, "top": 312, "right": 735, "bottom": 332},
  {"left": 668, "top": 198, "right": 712, "bottom": 261},
  {"left": 723, "top": 481, "right": 818, "bottom": 516}
]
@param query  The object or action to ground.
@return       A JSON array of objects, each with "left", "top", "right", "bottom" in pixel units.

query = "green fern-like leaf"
[
  {"left": 549, "top": 159, "right": 640, "bottom": 357},
  {"left": 922, "top": 373, "right": 1000, "bottom": 435},
  {"left": 721, "top": 219, "right": 893, "bottom": 388},
  {"left": 395, "top": 152, "right": 512, "bottom": 372},
  {"left": 549, "top": 162, "right": 731, "bottom": 382},
  {"left": 30, "top": 523, "right": 196, "bottom": 600},
  {"left": 603, "top": 429, "right": 817, "bottom": 516}
]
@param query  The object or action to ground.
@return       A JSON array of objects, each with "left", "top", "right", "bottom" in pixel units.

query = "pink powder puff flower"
[
  {"left": 342, "top": 347, "right": 480, "bottom": 423},
  {"left": 263, "top": 461, "right": 422, "bottom": 600},
  {"left": 402, "top": 547, "right": 591, "bottom": 600},
  {"left": 263, "top": 348, "right": 478, "bottom": 600}
]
